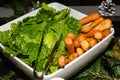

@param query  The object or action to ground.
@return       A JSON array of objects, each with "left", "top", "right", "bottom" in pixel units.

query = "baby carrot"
[
  {"left": 80, "top": 12, "right": 100, "bottom": 25},
  {"left": 77, "top": 34, "right": 86, "bottom": 42},
  {"left": 73, "top": 39, "right": 81, "bottom": 48},
  {"left": 86, "top": 29, "right": 97, "bottom": 38},
  {"left": 80, "top": 39, "right": 90, "bottom": 51},
  {"left": 68, "top": 52, "right": 79, "bottom": 62},
  {"left": 67, "top": 32, "right": 76, "bottom": 41},
  {"left": 102, "top": 29, "right": 111, "bottom": 38},
  {"left": 64, "top": 37, "right": 75, "bottom": 55},
  {"left": 80, "top": 17, "right": 104, "bottom": 33},
  {"left": 58, "top": 55, "right": 68, "bottom": 68},
  {"left": 93, "top": 19, "right": 112, "bottom": 31},
  {"left": 87, "top": 38, "right": 97, "bottom": 48},
  {"left": 76, "top": 48, "right": 84, "bottom": 56},
  {"left": 94, "top": 30, "right": 103, "bottom": 40}
]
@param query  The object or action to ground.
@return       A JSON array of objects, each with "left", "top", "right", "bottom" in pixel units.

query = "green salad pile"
[{"left": 0, "top": 3, "right": 82, "bottom": 74}]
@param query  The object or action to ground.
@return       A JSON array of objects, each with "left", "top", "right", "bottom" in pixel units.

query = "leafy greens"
[{"left": 0, "top": 3, "right": 82, "bottom": 74}]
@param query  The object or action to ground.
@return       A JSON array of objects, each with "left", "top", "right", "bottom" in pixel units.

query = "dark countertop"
[
  {"left": 69, "top": 6, "right": 120, "bottom": 21},
  {"left": 69, "top": 6, "right": 120, "bottom": 16},
  {"left": 0, "top": 5, "right": 120, "bottom": 80}
]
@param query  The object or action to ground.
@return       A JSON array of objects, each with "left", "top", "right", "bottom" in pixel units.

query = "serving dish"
[{"left": 0, "top": 2, "right": 115, "bottom": 80}]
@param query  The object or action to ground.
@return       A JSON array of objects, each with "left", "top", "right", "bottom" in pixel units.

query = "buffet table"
[{"left": 0, "top": 5, "right": 120, "bottom": 80}]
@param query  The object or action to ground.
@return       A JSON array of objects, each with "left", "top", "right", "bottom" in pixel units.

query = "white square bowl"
[{"left": 0, "top": 2, "right": 115, "bottom": 80}]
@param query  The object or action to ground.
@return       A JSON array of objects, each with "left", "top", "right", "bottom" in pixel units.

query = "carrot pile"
[{"left": 57, "top": 12, "right": 112, "bottom": 68}]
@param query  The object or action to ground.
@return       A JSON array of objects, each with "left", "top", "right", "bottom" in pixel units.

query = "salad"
[{"left": 0, "top": 3, "right": 82, "bottom": 74}]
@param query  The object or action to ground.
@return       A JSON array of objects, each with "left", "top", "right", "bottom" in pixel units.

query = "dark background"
[
  {"left": 0, "top": 0, "right": 120, "bottom": 6},
  {"left": 46, "top": 0, "right": 120, "bottom": 6}
]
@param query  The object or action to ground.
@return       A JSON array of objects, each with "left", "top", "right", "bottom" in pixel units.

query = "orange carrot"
[
  {"left": 58, "top": 55, "right": 68, "bottom": 68},
  {"left": 80, "top": 12, "right": 100, "bottom": 25},
  {"left": 87, "top": 38, "right": 97, "bottom": 48},
  {"left": 64, "top": 37, "right": 75, "bottom": 55},
  {"left": 94, "top": 30, "right": 103, "bottom": 40},
  {"left": 77, "top": 34, "right": 86, "bottom": 42},
  {"left": 76, "top": 48, "right": 84, "bottom": 56},
  {"left": 80, "top": 17, "right": 104, "bottom": 33},
  {"left": 80, "top": 39, "right": 90, "bottom": 51},
  {"left": 86, "top": 29, "right": 98, "bottom": 38},
  {"left": 68, "top": 52, "right": 79, "bottom": 62},
  {"left": 93, "top": 19, "right": 112, "bottom": 31},
  {"left": 73, "top": 39, "right": 81, "bottom": 48},
  {"left": 67, "top": 32, "right": 76, "bottom": 41},
  {"left": 102, "top": 29, "right": 111, "bottom": 38}
]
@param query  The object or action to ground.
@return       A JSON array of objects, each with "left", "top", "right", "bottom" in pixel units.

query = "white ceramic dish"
[{"left": 0, "top": 2, "right": 115, "bottom": 80}]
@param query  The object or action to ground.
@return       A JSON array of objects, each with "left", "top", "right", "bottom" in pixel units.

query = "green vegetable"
[{"left": 0, "top": 3, "right": 82, "bottom": 74}]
